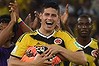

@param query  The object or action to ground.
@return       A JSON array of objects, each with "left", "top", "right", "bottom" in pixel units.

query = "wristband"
[{"left": 18, "top": 18, "right": 23, "bottom": 24}]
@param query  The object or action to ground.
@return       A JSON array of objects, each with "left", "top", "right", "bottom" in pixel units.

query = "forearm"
[
  {"left": 18, "top": 18, "right": 33, "bottom": 33},
  {"left": 19, "top": 22, "right": 33, "bottom": 32},
  {"left": 8, "top": 56, "right": 35, "bottom": 66},
  {"left": 9, "top": 61, "right": 35, "bottom": 66},
  {"left": 65, "top": 25, "right": 74, "bottom": 36},
  {"left": 0, "top": 21, "right": 15, "bottom": 46},
  {"left": 58, "top": 48, "right": 87, "bottom": 65}
]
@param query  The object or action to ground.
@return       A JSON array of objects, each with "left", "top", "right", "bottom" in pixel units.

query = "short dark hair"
[
  {"left": 41, "top": 2, "right": 60, "bottom": 13},
  {"left": 0, "top": 15, "right": 11, "bottom": 23},
  {"left": 77, "top": 14, "right": 92, "bottom": 23},
  {"left": 0, "top": 15, "right": 18, "bottom": 42}
]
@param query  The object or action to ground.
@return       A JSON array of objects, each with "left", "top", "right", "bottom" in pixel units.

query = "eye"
[
  {"left": 51, "top": 14, "right": 57, "bottom": 17},
  {"left": 44, "top": 13, "right": 49, "bottom": 16}
]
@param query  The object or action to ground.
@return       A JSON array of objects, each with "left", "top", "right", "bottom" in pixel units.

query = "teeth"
[
  {"left": 46, "top": 21, "right": 53, "bottom": 25},
  {"left": 47, "top": 21, "right": 52, "bottom": 23}
]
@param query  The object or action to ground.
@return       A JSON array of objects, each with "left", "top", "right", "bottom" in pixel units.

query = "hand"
[
  {"left": 10, "top": 10, "right": 16, "bottom": 24},
  {"left": 34, "top": 11, "right": 40, "bottom": 18},
  {"left": 91, "top": 49, "right": 99, "bottom": 59},
  {"left": 24, "top": 14, "right": 32, "bottom": 25},
  {"left": 33, "top": 54, "right": 52, "bottom": 66},
  {"left": 44, "top": 44, "right": 63, "bottom": 57},
  {"left": 9, "top": 0, "right": 19, "bottom": 20},
  {"left": 61, "top": 4, "right": 69, "bottom": 24}
]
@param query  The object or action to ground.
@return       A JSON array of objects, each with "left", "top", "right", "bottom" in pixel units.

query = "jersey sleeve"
[
  {"left": 11, "top": 33, "right": 30, "bottom": 58},
  {"left": 66, "top": 38, "right": 82, "bottom": 52},
  {"left": 62, "top": 31, "right": 82, "bottom": 52}
]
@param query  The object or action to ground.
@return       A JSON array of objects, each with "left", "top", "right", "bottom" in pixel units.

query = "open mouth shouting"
[{"left": 46, "top": 21, "right": 54, "bottom": 28}]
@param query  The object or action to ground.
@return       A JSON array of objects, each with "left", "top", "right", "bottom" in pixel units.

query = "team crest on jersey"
[{"left": 54, "top": 38, "right": 62, "bottom": 45}]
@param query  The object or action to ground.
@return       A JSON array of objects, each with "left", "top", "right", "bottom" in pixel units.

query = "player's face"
[
  {"left": 0, "top": 22, "right": 14, "bottom": 42},
  {"left": 0, "top": 22, "right": 8, "bottom": 33},
  {"left": 40, "top": 7, "right": 59, "bottom": 31},
  {"left": 76, "top": 18, "right": 92, "bottom": 37}
]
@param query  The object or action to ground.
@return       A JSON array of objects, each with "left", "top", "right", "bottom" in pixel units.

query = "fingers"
[
  {"left": 9, "top": 0, "right": 19, "bottom": 19},
  {"left": 34, "top": 11, "right": 39, "bottom": 18},
  {"left": 9, "top": 3, "right": 16, "bottom": 9},
  {"left": 66, "top": 4, "right": 69, "bottom": 10},
  {"left": 44, "top": 47, "right": 53, "bottom": 56},
  {"left": 9, "top": 4, "right": 15, "bottom": 12},
  {"left": 64, "top": 4, "right": 69, "bottom": 15},
  {"left": 26, "top": 14, "right": 32, "bottom": 21},
  {"left": 91, "top": 49, "right": 99, "bottom": 58},
  {"left": 43, "top": 60, "right": 52, "bottom": 65},
  {"left": 44, "top": 48, "right": 56, "bottom": 57},
  {"left": 14, "top": 0, "right": 17, "bottom": 3},
  {"left": 9, "top": 0, "right": 18, "bottom": 11},
  {"left": 9, "top": 7, "right": 14, "bottom": 12},
  {"left": 28, "top": 14, "right": 32, "bottom": 21},
  {"left": 66, "top": 4, "right": 69, "bottom": 14}
]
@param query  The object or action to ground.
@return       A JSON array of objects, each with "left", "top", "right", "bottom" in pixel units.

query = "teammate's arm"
[
  {"left": 60, "top": 4, "right": 74, "bottom": 36},
  {"left": 0, "top": 10, "right": 16, "bottom": 46},
  {"left": 8, "top": 54, "right": 52, "bottom": 66},
  {"left": 45, "top": 44, "right": 87, "bottom": 65},
  {"left": 9, "top": 1, "right": 33, "bottom": 33},
  {"left": 94, "top": 39, "right": 99, "bottom": 66}
]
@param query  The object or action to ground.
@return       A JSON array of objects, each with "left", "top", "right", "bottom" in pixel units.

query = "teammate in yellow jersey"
[
  {"left": 8, "top": 1, "right": 87, "bottom": 66},
  {"left": 69, "top": 14, "right": 99, "bottom": 66}
]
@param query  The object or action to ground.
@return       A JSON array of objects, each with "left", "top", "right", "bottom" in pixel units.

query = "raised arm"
[
  {"left": 9, "top": 1, "right": 32, "bottom": 33},
  {"left": 24, "top": 11, "right": 40, "bottom": 30},
  {"left": 61, "top": 4, "right": 74, "bottom": 36},
  {"left": 0, "top": 10, "right": 16, "bottom": 46}
]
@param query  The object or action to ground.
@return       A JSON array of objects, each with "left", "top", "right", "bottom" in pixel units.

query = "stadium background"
[{"left": 0, "top": 0, "right": 99, "bottom": 39}]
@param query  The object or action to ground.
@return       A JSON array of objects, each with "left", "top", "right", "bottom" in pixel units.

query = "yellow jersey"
[
  {"left": 69, "top": 38, "right": 98, "bottom": 66},
  {"left": 11, "top": 30, "right": 82, "bottom": 66}
]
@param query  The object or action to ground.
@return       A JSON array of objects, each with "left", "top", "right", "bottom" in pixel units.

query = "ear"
[
  {"left": 75, "top": 24, "right": 78, "bottom": 30},
  {"left": 39, "top": 13, "right": 42, "bottom": 20},
  {"left": 91, "top": 24, "right": 93, "bottom": 29}
]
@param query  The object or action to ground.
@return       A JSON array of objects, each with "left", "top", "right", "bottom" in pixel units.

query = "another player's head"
[
  {"left": 0, "top": 15, "right": 18, "bottom": 42},
  {"left": 0, "top": 15, "right": 11, "bottom": 33},
  {"left": 39, "top": 2, "right": 60, "bottom": 32},
  {"left": 76, "top": 14, "right": 93, "bottom": 38}
]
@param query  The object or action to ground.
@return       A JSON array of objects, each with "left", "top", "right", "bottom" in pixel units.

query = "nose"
[
  {"left": 82, "top": 25, "right": 87, "bottom": 28},
  {"left": 47, "top": 15, "right": 53, "bottom": 20}
]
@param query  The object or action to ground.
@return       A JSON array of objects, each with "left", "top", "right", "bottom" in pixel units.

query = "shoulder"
[
  {"left": 91, "top": 38, "right": 98, "bottom": 48},
  {"left": 17, "top": 31, "right": 37, "bottom": 42},
  {"left": 56, "top": 30, "right": 74, "bottom": 38},
  {"left": 22, "top": 30, "right": 37, "bottom": 36},
  {"left": 92, "top": 38, "right": 98, "bottom": 42}
]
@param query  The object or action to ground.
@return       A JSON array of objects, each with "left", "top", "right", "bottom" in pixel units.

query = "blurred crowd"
[
  {"left": 0, "top": 0, "right": 99, "bottom": 38},
  {"left": 0, "top": 0, "right": 99, "bottom": 66}
]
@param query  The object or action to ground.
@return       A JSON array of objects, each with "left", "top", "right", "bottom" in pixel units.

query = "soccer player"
[
  {"left": 0, "top": 2, "right": 32, "bottom": 66},
  {"left": 69, "top": 14, "right": 99, "bottom": 66},
  {"left": 0, "top": 12, "right": 17, "bottom": 66},
  {"left": 8, "top": 2, "right": 87, "bottom": 66},
  {"left": 8, "top": 0, "right": 33, "bottom": 42}
]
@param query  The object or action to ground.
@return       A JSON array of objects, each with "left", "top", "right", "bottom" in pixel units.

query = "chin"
[
  {"left": 46, "top": 27, "right": 54, "bottom": 31},
  {"left": 81, "top": 35, "right": 88, "bottom": 38}
]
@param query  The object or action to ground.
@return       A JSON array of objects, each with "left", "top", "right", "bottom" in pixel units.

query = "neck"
[
  {"left": 39, "top": 28, "right": 54, "bottom": 36},
  {"left": 76, "top": 36, "right": 91, "bottom": 46}
]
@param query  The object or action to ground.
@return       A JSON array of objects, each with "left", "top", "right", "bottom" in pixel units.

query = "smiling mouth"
[
  {"left": 46, "top": 21, "right": 53, "bottom": 25},
  {"left": 81, "top": 31, "right": 88, "bottom": 34}
]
